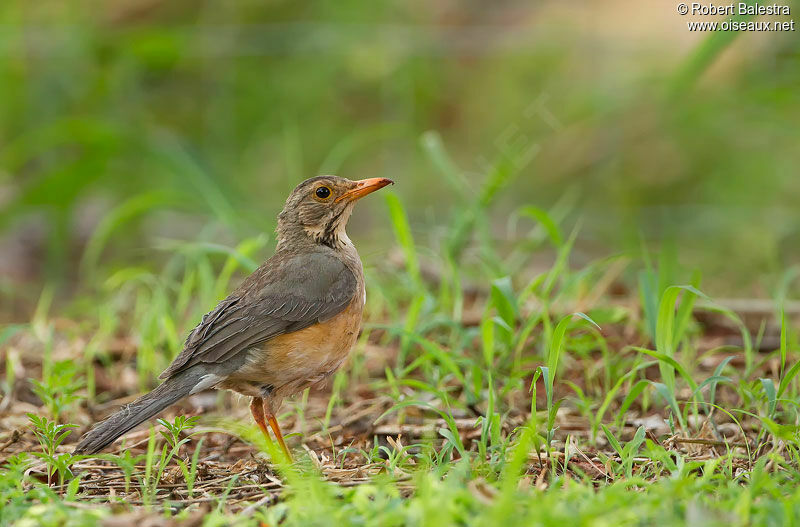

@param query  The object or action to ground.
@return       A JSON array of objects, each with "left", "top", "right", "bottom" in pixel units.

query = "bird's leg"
[
  {"left": 267, "top": 414, "right": 291, "bottom": 461},
  {"left": 249, "top": 397, "right": 274, "bottom": 446},
  {"left": 263, "top": 399, "right": 291, "bottom": 461}
]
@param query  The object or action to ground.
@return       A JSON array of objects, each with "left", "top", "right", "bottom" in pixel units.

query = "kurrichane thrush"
[{"left": 74, "top": 175, "right": 393, "bottom": 459}]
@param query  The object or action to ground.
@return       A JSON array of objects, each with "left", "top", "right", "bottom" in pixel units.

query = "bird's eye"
[{"left": 315, "top": 186, "right": 332, "bottom": 200}]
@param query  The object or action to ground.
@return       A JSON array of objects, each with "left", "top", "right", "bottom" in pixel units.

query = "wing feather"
[{"left": 159, "top": 250, "right": 358, "bottom": 379}]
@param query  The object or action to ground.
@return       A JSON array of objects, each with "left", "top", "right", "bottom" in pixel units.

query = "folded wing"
[{"left": 159, "top": 249, "right": 358, "bottom": 380}]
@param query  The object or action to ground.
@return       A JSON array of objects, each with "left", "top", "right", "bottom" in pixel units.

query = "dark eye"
[{"left": 315, "top": 186, "right": 331, "bottom": 199}]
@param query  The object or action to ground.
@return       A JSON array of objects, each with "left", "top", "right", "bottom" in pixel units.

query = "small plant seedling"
[
  {"left": 27, "top": 414, "right": 79, "bottom": 487},
  {"left": 139, "top": 415, "right": 202, "bottom": 506},
  {"left": 602, "top": 425, "right": 647, "bottom": 479}
]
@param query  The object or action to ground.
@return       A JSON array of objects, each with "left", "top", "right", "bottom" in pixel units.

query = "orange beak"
[{"left": 335, "top": 177, "right": 394, "bottom": 203}]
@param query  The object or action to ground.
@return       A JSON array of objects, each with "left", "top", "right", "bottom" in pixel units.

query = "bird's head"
[{"left": 276, "top": 175, "right": 393, "bottom": 249}]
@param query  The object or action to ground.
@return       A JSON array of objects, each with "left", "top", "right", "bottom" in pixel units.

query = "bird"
[{"left": 74, "top": 175, "right": 393, "bottom": 459}]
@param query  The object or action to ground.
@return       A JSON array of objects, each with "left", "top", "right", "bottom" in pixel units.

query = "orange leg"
[
  {"left": 264, "top": 401, "right": 292, "bottom": 461},
  {"left": 249, "top": 397, "right": 273, "bottom": 444}
]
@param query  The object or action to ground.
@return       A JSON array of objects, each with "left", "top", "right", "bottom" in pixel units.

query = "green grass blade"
[{"left": 384, "top": 192, "right": 422, "bottom": 289}]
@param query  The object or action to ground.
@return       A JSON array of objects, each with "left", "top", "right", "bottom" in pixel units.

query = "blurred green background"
[{"left": 1, "top": 0, "right": 798, "bottom": 306}]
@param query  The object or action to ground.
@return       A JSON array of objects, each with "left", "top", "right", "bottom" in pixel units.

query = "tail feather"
[{"left": 74, "top": 368, "right": 204, "bottom": 455}]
